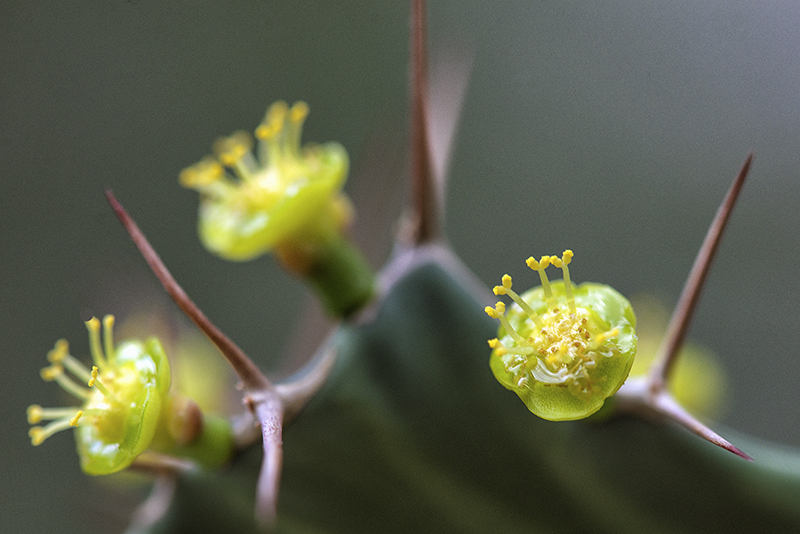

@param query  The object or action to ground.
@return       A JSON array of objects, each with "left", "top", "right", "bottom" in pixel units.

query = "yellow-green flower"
[
  {"left": 486, "top": 251, "right": 637, "bottom": 420},
  {"left": 28, "top": 316, "right": 170, "bottom": 475},
  {"left": 180, "top": 101, "right": 350, "bottom": 261}
]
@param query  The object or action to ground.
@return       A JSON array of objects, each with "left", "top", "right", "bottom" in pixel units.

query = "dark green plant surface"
[{"left": 139, "top": 257, "right": 800, "bottom": 533}]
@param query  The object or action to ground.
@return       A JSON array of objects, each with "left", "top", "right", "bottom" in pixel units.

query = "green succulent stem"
[
  {"left": 152, "top": 412, "right": 236, "bottom": 470},
  {"left": 278, "top": 232, "right": 375, "bottom": 318}
]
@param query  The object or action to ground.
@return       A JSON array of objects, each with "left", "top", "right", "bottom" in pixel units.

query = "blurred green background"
[{"left": 3, "top": 1, "right": 800, "bottom": 532}]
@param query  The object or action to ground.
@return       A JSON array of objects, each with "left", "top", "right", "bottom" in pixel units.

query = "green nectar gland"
[
  {"left": 485, "top": 251, "right": 637, "bottom": 421},
  {"left": 28, "top": 315, "right": 170, "bottom": 475},
  {"left": 179, "top": 101, "right": 351, "bottom": 261}
]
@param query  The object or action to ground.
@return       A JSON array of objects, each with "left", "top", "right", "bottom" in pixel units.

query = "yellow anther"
[
  {"left": 255, "top": 122, "right": 279, "bottom": 140},
  {"left": 493, "top": 285, "right": 506, "bottom": 296},
  {"left": 70, "top": 411, "right": 83, "bottom": 427},
  {"left": 488, "top": 338, "right": 500, "bottom": 348},
  {"left": 40, "top": 365, "right": 63, "bottom": 381},
  {"left": 47, "top": 339, "right": 69, "bottom": 363},
  {"left": 267, "top": 100, "right": 288, "bottom": 123},
  {"left": 562, "top": 249, "right": 574, "bottom": 265},
  {"left": 526, "top": 256, "right": 552, "bottom": 270},
  {"left": 496, "top": 301, "right": 506, "bottom": 314},
  {"left": 485, "top": 306, "right": 499, "bottom": 319},
  {"left": 29, "top": 427, "right": 45, "bottom": 446},
  {"left": 213, "top": 131, "right": 254, "bottom": 167},
  {"left": 595, "top": 328, "right": 620, "bottom": 344},
  {"left": 502, "top": 274, "right": 513, "bottom": 289},
  {"left": 88, "top": 366, "right": 114, "bottom": 400},
  {"left": 179, "top": 157, "right": 225, "bottom": 188},
  {"left": 27, "top": 405, "right": 43, "bottom": 424},
  {"left": 289, "top": 101, "right": 310, "bottom": 123},
  {"left": 551, "top": 256, "right": 562, "bottom": 268}
]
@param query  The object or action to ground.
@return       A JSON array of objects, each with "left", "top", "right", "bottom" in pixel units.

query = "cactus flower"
[
  {"left": 486, "top": 250, "right": 637, "bottom": 420},
  {"left": 179, "top": 101, "right": 350, "bottom": 261},
  {"left": 28, "top": 315, "right": 170, "bottom": 474}
]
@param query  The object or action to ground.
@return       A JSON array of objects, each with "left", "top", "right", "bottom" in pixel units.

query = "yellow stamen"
[
  {"left": 102, "top": 315, "right": 115, "bottom": 364},
  {"left": 89, "top": 366, "right": 115, "bottom": 401},
  {"left": 56, "top": 351, "right": 93, "bottom": 384},
  {"left": 40, "top": 364, "right": 64, "bottom": 382},
  {"left": 213, "top": 131, "right": 254, "bottom": 167},
  {"left": 179, "top": 157, "right": 225, "bottom": 188},
  {"left": 494, "top": 274, "right": 545, "bottom": 330},
  {"left": 27, "top": 405, "right": 43, "bottom": 424},
  {"left": 559, "top": 250, "right": 576, "bottom": 313},
  {"left": 27, "top": 405, "right": 82, "bottom": 424},
  {"left": 527, "top": 255, "right": 557, "bottom": 308},
  {"left": 259, "top": 101, "right": 289, "bottom": 166},
  {"left": 28, "top": 427, "right": 45, "bottom": 446},
  {"left": 28, "top": 417, "right": 75, "bottom": 446},
  {"left": 46, "top": 339, "right": 69, "bottom": 363},
  {"left": 86, "top": 317, "right": 107, "bottom": 369},
  {"left": 42, "top": 365, "right": 92, "bottom": 400},
  {"left": 485, "top": 301, "right": 529, "bottom": 346},
  {"left": 285, "top": 101, "right": 309, "bottom": 158}
]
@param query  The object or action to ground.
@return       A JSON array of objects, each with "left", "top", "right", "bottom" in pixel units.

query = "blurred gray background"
[{"left": 3, "top": 1, "right": 800, "bottom": 532}]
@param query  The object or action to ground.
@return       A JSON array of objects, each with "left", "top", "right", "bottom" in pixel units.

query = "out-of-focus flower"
[{"left": 180, "top": 101, "right": 350, "bottom": 261}]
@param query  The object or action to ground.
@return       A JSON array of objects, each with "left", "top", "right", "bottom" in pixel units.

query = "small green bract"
[{"left": 486, "top": 251, "right": 637, "bottom": 420}]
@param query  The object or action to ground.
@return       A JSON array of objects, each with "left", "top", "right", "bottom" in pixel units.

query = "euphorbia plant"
[{"left": 24, "top": 1, "right": 800, "bottom": 533}]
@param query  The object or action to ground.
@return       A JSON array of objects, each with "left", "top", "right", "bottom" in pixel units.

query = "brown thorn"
[
  {"left": 253, "top": 394, "right": 285, "bottom": 527},
  {"left": 652, "top": 391, "right": 753, "bottom": 461},
  {"left": 408, "top": 0, "right": 440, "bottom": 245},
  {"left": 649, "top": 153, "right": 753, "bottom": 388},
  {"left": 615, "top": 378, "right": 752, "bottom": 460},
  {"left": 126, "top": 475, "right": 178, "bottom": 533},
  {"left": 104, "top": 189, "right": 271, "bottom": 392}
]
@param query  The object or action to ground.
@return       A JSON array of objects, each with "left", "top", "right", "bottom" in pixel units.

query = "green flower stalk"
[
  {"left": 27, "top": 315, "right": 234, "bottom": 475},
  {"left": 180, "top": 100, "right": 374, "bottom": 317},
  {"left": 486, "top": 250, "right": 637, "bottom": 420}
]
